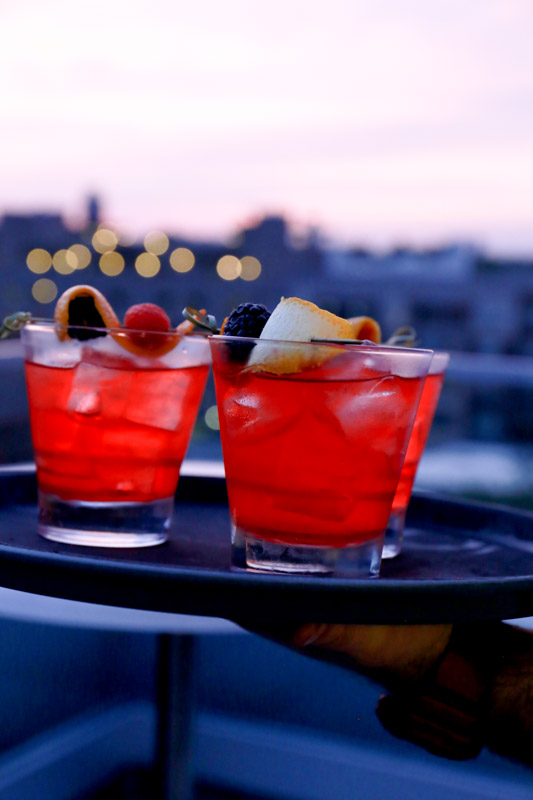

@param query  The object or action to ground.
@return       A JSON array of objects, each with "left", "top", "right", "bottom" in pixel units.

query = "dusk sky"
[{"left": 1, "top": 0, "right": 533, "bottom": 253}]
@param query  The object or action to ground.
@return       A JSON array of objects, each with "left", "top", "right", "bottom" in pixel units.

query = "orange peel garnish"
[
  {"left": 175, "top": 318, "right": 195, "bottom": 336},
  {"left": 110, "top": 329, "right": 182, "bottom": 357},
  {"left": 347, "top": 316, "right": 381, "bottom": 343},
  {"left": 54, "top": 285, "right": 182, "bottom": 357},
  {"left": 54, "top": 285, "right": 120, "bottom": 340}
]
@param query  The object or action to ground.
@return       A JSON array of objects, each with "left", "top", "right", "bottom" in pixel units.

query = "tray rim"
[{"left": 0, "top": 462, "right": 532, "bottom": 624}]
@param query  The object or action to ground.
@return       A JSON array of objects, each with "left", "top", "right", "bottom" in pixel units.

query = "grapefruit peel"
[{"left": 246, "top": 297, "right": 356, "bottom": 375}]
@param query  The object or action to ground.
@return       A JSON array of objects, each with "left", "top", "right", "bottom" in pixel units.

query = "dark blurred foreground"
[{"left": 0, "top": 605, "right": 529, "bottom": 800}]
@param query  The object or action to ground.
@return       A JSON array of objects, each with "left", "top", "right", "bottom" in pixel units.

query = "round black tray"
[{"left": 0, "top": 466, "right": 532, "bottom": 624}]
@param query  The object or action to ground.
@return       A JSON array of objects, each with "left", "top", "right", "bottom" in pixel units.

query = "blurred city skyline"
[{"left": 1, "top": 0, "right": 533, "bottom": 254}]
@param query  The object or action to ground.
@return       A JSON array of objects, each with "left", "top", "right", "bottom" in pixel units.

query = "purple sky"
[{"left": 1, "top": 0, "right": 533, "bottom": 253}]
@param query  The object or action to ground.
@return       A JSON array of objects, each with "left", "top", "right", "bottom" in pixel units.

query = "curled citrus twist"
[
  {"left": 346, "top": 316, "right": 382, "bottom": 344},
  {"left": 54, "top": 285, "right": 183, "bottom": 356},
  {"left": 54, "top": 285, "right": 120, "bottom": 340}
]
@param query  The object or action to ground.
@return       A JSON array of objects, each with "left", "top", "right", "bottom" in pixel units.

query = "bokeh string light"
[
  {"left": 135, "top": 252, "right": 160, "bottom": 277},
  {"left": 53, "top": 249, "right": 77, "bottom": 275},
  {"left": 68, "top": 244, "right": 91, "bottom": 270},
  {"left": 144, "top": 231, "right": 169, "bottom": 255},
  {"left": 169, "top": 247, "right": 195, "bottom": 273},
  {"left": 204, "top": 405, "right": 220, "bottom": 431},
  {"left": 32, "top": 278, "right": 58, "bottom": 304},
  {"left": 99, "top": 251, "right": 125, "bottom": 276},
  {"left": 26, "top": 249, "right": 52, "bottom": 274},
  {"left": 26, "top": 229, "right": 261, "bottom": 292},
  {"left": 92, "top": 228, "right": 118, "bottom": 254},
  {"left": 216, "top": 254, "right": 241, "bottom": 280},
  {"left": 240, "top": 255, "right": 261, "bottom": 281}
]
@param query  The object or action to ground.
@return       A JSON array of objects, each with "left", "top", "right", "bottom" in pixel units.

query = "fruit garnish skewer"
[
  {"left": 0, "top": 311, "right": 33, "bottom": 339},
  {"left": 181, "top": 307, "right": 220, "bottom": 334},
  {"left": 1, "top": 288, "right": 215, "bottom": 358}
]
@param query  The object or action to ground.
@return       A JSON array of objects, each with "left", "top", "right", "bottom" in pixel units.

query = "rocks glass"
[
  {"left": 22, "top": 322, "right": 209, "bottom": 547},
  {"left": 210, "top": 335, "right": 432, "bottom": 576}
]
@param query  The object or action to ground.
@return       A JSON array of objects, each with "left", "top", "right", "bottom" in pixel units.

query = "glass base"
[
  {"left": 232, "top": 525, "right": 383, "bottom": 577},
  {"left": 383, "top": 508, "right": 407, "bottom": 559},
  {"left": 37, "top": 491, "right": 172, "bottom": 548}
]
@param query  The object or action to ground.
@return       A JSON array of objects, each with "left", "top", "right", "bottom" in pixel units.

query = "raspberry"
[
  {"left": 123, "top": 303, "right": 172, "bottom": 350},
  {"left": 223, "top": 303, "right": 271, "bottom": 338}
]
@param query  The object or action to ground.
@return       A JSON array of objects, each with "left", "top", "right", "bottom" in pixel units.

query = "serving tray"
[{"left": 0, "top": 465, "right": 532, "bottom": 624}]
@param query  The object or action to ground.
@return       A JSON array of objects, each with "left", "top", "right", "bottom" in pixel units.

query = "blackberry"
[
  {"left": 223, "top": 303, "right": 271, "bottom": 338},
  {"left": 222, "top": 303, "right": 271, "bottom": 363}
]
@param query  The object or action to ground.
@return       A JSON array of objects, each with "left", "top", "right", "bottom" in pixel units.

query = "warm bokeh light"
[
  {"left": 169, "top": 247, "right": 195, "bottom": 273},
  {"left": 216, "top": 254, "right": 241, "bottom": 281},
  {"left": 26, "top": 248, "right": 52, "bottom": 274},
  {"left": 92, "top": 228, "right": 118, "bottom": 253},
  {"left": 32, "top": 278, "right": 58, "bottom": 304},
  {"left": 204, "top": 405, "right": 220, "bottom": 431},
  {"left": 144, "top": 230, "right": 169, "bottom": 255},
  {"left": 240, "top": 255, "right": 262, "bottom": 281},
  {"left": 135, "top": 252, "right": 160, "bottom": 277},
  {"left": 52, "top": 249, "right": 76, "bottom": 274},
  {"left": 99, "top": 251, "right": 125, "bottom": 276},
  {"left": 68, "top": 243, "right": 91, "bottom": 269}
]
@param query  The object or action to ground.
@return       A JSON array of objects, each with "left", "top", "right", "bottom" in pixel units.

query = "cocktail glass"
[
  {"left": 22, "top": 322, "right": 210, "bottom": 547},
  {"left": 210, "top": 336, "right": 433, "bottom": 576},
  {"left": 383, "top": 351, "right": 450, "bottom": 559}
]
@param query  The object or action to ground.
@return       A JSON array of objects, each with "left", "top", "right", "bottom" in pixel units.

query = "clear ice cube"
[
  {"left": 73, "top": 391, "right": 101, "bottom": 416},
  {"left": 67, "top": 363, "right": 133, "bottom": 418},
  {"left": 222, "top": 384, "right": 299, "bottom": 443},
  {"left": 124, "top": 370, "right": 191, "bottom": 431}
]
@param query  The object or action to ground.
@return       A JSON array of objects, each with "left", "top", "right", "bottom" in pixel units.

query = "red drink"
[
  {"left": 25, "top": 359, "right": 208, "bottom": 503},
  {"left": 22, "top": 323, "right": 209, "bottom": 547},
  {"left": 384, "top": 351, "right": 449, "bottom": 558},
  {"left": 211, "top": 337, "right": 433, "bottom": 575},
  {"left": 390, "top": 371, "right": 446, "bottom": 514}
]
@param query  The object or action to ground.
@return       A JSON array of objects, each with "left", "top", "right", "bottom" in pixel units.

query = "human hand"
[{"left": 254, "top": 622, "right": 453, "bottom": 689}]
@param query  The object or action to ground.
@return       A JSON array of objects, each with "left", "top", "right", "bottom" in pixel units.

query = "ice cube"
[
  {"left": 321, "top": 376, "right": 411, "bottom": 459},
  {"left": 222, "top": 383, "right": 299, "bottom": 443},
  {"left": 67, "top": 362, "right": 133, "bottom": 419},
  {"left": 367, "top": 375, "right": 396, "bottom": 399},
  {"left": 73, "top": 391, "right": 101, "bottom": 416},
  {"left": 100, "top": 425, "right": 168, "bottom": 460},
  {"left": 124, "top": 370, "right": 191, "bottom": 431}
]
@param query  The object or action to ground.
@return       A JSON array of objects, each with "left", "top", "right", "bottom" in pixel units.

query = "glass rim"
[
  {"left": 23, "top": 320, "right": 204, "bottom": 341},
  {"left": 209, "top": 333, "right": 434, "bottom": 358},
  {"left": 429, "top": 351, "right": 450, "bottom": 374}
]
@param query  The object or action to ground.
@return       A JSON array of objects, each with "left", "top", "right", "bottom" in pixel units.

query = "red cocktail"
[
  {"left": 22, "top": 323, "right": 209, "bottom": 547},
  {"left": 384, "top": 352, "right": 449, "bottom": 558},
  {"left": 210, "top": 336, "right": 432, "bottom": 575}
]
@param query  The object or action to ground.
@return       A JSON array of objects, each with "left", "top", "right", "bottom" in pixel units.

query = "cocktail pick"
[
  {"left": 182, "top": 307, "right": 219, "bottom": 335},
  {"left": 311, "top": 326, "right": 419, "bottom": 347},
  {"left": 311, "top": 337, "right": 366, "bottom": 344},
  {"left": 0, "top": 311, "right": 32, "bottom": 339},
  {"left": 385, "top": 326, "right": 419, "bottom": 347}
]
